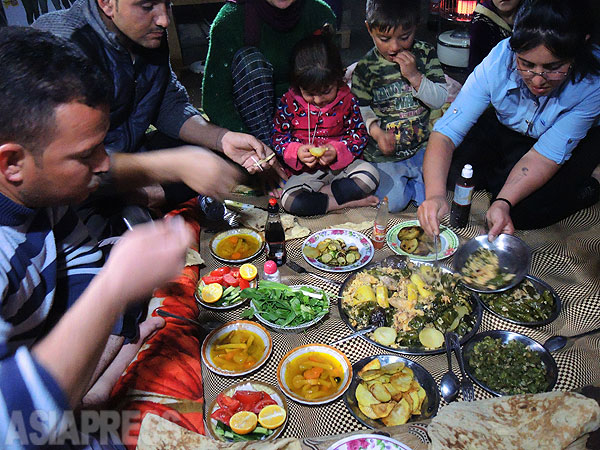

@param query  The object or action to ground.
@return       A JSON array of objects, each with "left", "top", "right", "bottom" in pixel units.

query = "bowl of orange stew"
[
  {"left": 202, "top": 320, "right": 272, "bottom": 377},
  {"left": 277, "top": 344, "right": 352, "bottom": 405},
  {"left": 209, "top": 228, "right": 264, "bottom": 264}
]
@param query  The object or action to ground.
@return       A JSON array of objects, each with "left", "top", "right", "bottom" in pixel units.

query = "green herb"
[
  {"left": 480, "top": 279, "right": 554, "bottom": 323},
  {"left": 469, "top": 336, "right": 548, "bottom": 394},
  {"left": 240, "top": 282, "right": 329, "bottom": 327},
  {"left": 214, "top": 421, "right": 273, "bottom": 442}
]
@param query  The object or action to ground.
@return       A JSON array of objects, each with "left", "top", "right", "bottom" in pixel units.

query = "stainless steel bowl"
[
  {"left": 338, "top": 255, "right": 482, "bottom": 356},
  {"left": 462, "top": 330, "right": 558, "bottom": 397},
  {"left": 453, "top": 234, "right": 531, "bottom": 293},
  {"left": 477, "top": 275, "right": 561, "bottom": 327},
  {"left": 343, "top": 354, "right": 439, "bottom": 428}
]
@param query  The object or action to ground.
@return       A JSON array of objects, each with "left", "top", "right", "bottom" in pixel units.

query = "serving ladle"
[
  {"left": 440, "top": 332, "right": 460, "bottom": 403},
  {"left": 543, "top": 327, "right": 600, "bottom": 352}
]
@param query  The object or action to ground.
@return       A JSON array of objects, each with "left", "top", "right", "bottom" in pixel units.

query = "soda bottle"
[
  {"left": 372, "top": 197, "right": 389, "bottom": 249},
  {"left": 450, "top": 164, "right": 474, "bottom": 228},
  {"left": 198, "top": 196, "right": 225, "bottom": 222},
  {"left": 265, "top": 198, "right": 287, "bottom": 266}
]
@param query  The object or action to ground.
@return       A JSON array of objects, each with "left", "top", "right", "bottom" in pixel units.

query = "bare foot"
[
  {"left": 592, "top": 164, "right": 600, "bottom": 184},
  {"left": 81, "top": 316, "right": 165, "bottom": 409},
  {"left": 327, "top": 194, "right": 380, "bottom": 212}
]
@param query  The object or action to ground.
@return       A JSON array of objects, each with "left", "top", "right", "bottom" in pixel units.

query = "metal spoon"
[
  {"left": 330, "top": 326, "right": 376, "bottom": 346},
  {"left": 544, "top": 327, "right": 600, "bottom": 352},
  {"left": 156, "top": 309, "right": 222, "bottom": 332},
  {"left": 440, "top": 332, "right": 460, "bottom": 403},
  {"left": 433, "top": 233, "right": 439, "bottom": 268}
]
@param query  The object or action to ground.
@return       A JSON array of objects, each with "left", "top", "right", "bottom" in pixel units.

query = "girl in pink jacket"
[{"left": 272, "top": 31, "right": 379, "bottom": 216}]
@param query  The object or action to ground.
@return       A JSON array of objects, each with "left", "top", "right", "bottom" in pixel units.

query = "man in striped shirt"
[{"left": 0, "top": 28, "right": 195, "bottom": 448}]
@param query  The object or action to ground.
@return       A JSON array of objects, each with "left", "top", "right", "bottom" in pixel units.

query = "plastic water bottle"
[
  {"left": 372, "top": 197, "right": 389, "bottom": 249},
  {"left": 198, "top": 196, "right": 225, "bottom": 222},
  {"left": 263, "top": 260, "right": 281, "bottom": 283},
  {"left": 450, "top": 164, "right": 474, "bottom": 228}
]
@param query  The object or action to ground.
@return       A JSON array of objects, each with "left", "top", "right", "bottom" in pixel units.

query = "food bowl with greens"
[
  {"left": 478, "top": 275, "right": 560, "bottom": 326},
  {"left": 240, "top": 281, "right": 330, "bottom": 331},
  {"left": 338, "top": 256, "right": 482, "bottom": 356},
  {"left": 463, "top": 330, "right": 558, "bottom": 396},
  {"left": 453, "top": 234, "right": 531, "bottom": 293}
]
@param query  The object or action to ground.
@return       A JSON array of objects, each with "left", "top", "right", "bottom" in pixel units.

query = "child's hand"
[
  {"left": 392, "top": 51, "right": 422, "bottom": 89},
  {"left": 318, "top": 144, "right": 337, "bottom": 167},
  {"left": 371, "top": 125, "right": 396, "bottom": 155},
  {"left": 298, "top": 145, "right": 318, "bottom": 168}
]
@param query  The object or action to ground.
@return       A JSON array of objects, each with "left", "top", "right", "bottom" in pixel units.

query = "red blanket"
[{"left": 110, "top": 201, "right": 205, "bottom": 449}]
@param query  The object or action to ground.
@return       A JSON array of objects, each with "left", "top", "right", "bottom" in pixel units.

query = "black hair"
[
  {"left": 365, "top": 0, "right": 422, "bottom": 33},
  {"left": 0, "top": 27, "right": 111, "bottom": 154},
  {"left": 290, "top": 26, "right": 345, "bottom": 94},
  {"left": 510, "top": 0, "right": 600, "bottom": 82}
]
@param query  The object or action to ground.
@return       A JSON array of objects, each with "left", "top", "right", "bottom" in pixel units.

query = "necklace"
[{"left": 307, "top": 103, "right": 320, "bottom": 147}]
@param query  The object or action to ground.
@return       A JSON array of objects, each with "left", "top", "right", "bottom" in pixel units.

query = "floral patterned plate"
[
  {"left": 301, "top": 229, "right": 374, "bottom": 273},
  {"left": 386, "top": 220, "right": 459, "bottom": 262}
]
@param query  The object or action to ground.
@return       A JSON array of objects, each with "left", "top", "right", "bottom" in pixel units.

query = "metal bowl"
[
  {"left": 206, "top": 380, "right": 288, "bottom": 442},
  {"left": 462, "top": 330, "right": 558, "bottom": 396},
  {"left": 477, "top": 275, "right": 561, "bottom": 327},
  {"left": 201, "top": 320, "right": 272, "bottom": 377},
  {"left": 251, "top": 285, "right": 330, "bottom": 331},
  {"left": 452, "top": 234, "right": 531, "bottom": 293},
  {"left": 343, "top": 354, "right": 439, "bottom": 429},
  {"left": 338, "top": 255, "right": 482, "bottom": 356},
  {"left": 209, "top": 227, "right": 264, "bottom": 264},
  {"left": 277, "top": 344, "right": 352, "bottom": 405}
]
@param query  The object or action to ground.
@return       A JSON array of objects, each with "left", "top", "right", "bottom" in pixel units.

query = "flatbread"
[
  {"left": 237, "top": 208, "right": 310, "bottom": 240},
  {"left": 137, "top": 413, "right": 302, "bottom": 450},
  {"left": 328, "top": 221, "right": 373, "bottom": 232},
  {"left": 185, "top": 248, "right": 204, "bottom": 266},
  {"left": 428, "top": 391, "right": 600, "bottom": 450}
]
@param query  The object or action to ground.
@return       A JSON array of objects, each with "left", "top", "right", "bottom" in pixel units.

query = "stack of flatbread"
[
  {"left": 235, "top": 207, "right": 311, "bottom": 240},
  {"left": 136, "top": 413, "right": 302, "bottom": 450},
  {"left": 428, "top": 391, "right": 600, "bottom": 450}
]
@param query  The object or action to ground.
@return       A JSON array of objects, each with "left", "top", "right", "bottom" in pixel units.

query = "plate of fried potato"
[
  {"left": 386, "top": 221, "right": 459, "bottom": 262},
  {"left": 343, "top": 354, "right": 439, "bottom": 428}
]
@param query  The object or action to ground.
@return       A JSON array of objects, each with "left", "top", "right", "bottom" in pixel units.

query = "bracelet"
[{"left": 493, "top": 197, "right": 513, "bottom": 210}]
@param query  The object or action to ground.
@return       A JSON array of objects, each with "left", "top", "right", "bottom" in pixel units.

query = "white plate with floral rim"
[
  {"left": 301, "top": 229, "right": 374, "bottom": 273},
  {"left": 386, "top": 220, "right": 459, "bottom": 262}
]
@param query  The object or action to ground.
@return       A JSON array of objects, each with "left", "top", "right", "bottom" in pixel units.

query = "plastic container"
[
  {"left": 263, "top": 260, "right": 281, "bottom": 283},
  {"left": 372, "top": 197, "right": 389, "bottom": 249},
  {"left": 450, "top": 164, "right": 474, "bottom": 228}
]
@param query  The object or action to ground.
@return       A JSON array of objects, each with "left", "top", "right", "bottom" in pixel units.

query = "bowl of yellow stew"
[
  {"left": 202, "top": 320, "right": 272, "bottom": 377},
  {"left": 210, "top": 228, "right": 264, "bottom": 264},
  {"left": 277, "top": 344, "right": 352, "bottom": 405}
]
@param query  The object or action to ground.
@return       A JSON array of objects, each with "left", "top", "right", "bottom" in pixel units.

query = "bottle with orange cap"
[{"left": 372, "top": 197, "right": 389, "bottom": 249}]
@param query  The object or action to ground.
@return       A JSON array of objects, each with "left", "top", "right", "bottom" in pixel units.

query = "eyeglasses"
[{"left": 515, "top": 65, "right": 571, "bottom": 81}]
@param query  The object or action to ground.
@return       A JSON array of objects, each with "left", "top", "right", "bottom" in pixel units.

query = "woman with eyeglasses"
[{"left": 417, "top": 0, "right": 600, "bottom": 239}]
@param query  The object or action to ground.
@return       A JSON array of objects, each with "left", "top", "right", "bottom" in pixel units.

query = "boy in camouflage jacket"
[{"left": 352, "top": 0, "right": 447, "bottom": 212}]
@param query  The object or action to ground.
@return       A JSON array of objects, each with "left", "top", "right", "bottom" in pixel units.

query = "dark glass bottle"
[
  {"left": 265, "top": 198, "right": 287, "bottom": 266},
  {"left": 450, "top": 164, "right": 474, "bottom": 228}
]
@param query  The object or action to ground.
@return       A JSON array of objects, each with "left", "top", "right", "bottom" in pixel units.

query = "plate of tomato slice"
[
  {"left": 207, "top": 381, "right": 288, "bottom": 442},
  {"left": 195, "top": 265, "right": 257, "bottom": 310}
]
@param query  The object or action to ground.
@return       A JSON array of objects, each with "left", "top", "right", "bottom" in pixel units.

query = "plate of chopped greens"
[
  {"left": 477, "top": 275, "right": 560, "bottom": 326},
  {"left": 338, "top": 255, "right": 481, "bottom": 356},
  {"left": 463, "top": 330, "right": 558, "bottom": 396},
  {"left": 241, "top": 281, "right": 330, "bottom": 330}
]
